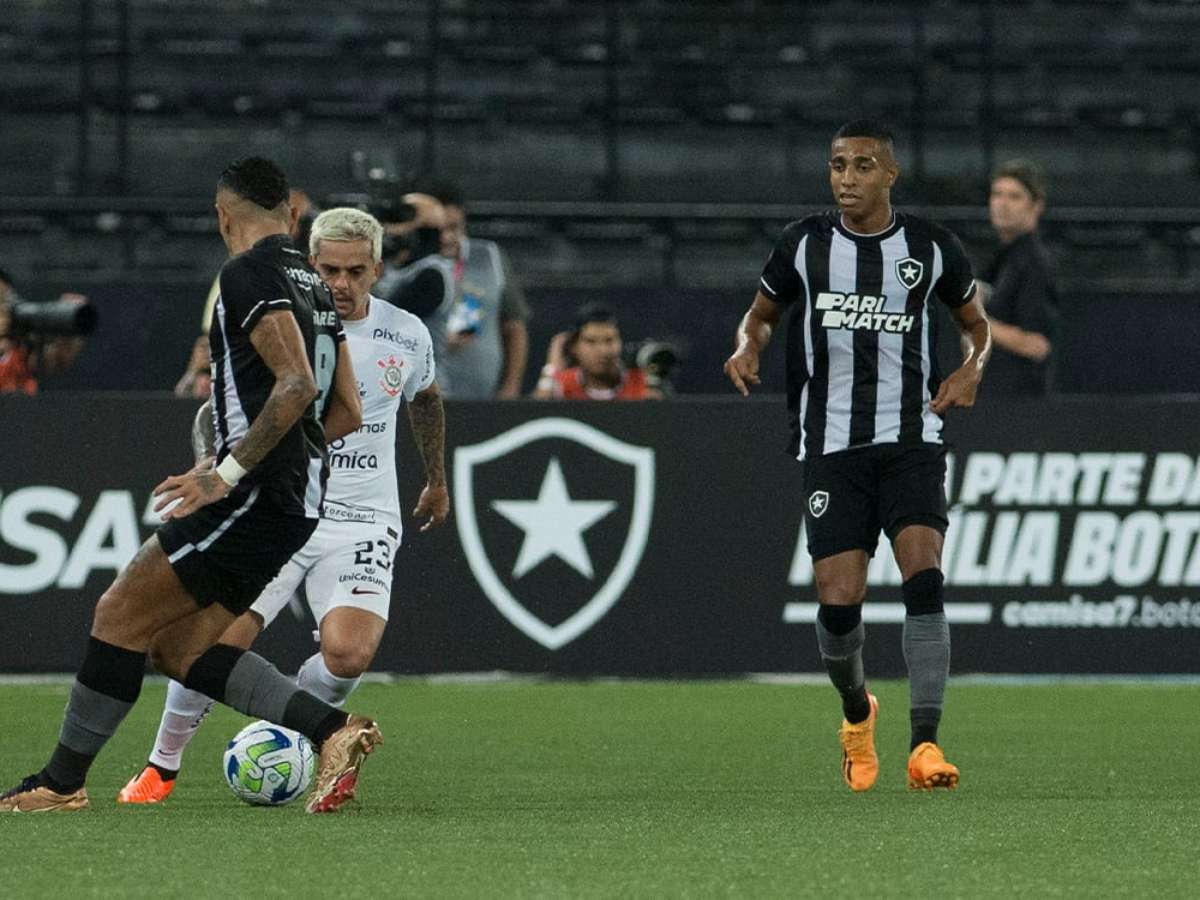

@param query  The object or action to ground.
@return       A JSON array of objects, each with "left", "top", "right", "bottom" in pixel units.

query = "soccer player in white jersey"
[
  {"left": 725, "top": 120, "right": 992, "bottom": 794},
  {"left": 118, "top": 207, "right": 448, "bottom": 805}
]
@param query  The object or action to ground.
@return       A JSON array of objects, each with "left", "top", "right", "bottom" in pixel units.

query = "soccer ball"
[{"left": 222, "top": 720, "right": 315, "bottom": 806}]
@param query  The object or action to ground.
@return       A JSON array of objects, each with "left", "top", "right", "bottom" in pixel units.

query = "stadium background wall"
[
  {"left": 25, "top": 277, "right": 1200, "bottom": 396},
  {"left": 1, "top": 396, "right": 1198, "bottom": 676}
]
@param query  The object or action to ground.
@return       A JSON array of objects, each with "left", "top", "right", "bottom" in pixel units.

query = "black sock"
[
  {"left": 149, "top": 762, "right": 178, "bottom": 781},
  {"left": 911, "top": 707, "right": 940, "bottom": 749},
  {"left": 844, "top": 693, "right": 872, "bottom": 724}
]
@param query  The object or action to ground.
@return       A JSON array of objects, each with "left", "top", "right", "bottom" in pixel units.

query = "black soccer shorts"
[
  {"left": 801, "top": 442, "right": 949, "bottom": 562},
  {"left": 157, "top": 486, "right": 318, "bottom": 615}
]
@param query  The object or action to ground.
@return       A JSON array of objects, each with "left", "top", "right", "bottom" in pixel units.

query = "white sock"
[
  {"left": 296, "top": 652, "right": 361, "bottom": 707},
  {"left": 147, "top": 679, "right": 215, "bottom": 773}
]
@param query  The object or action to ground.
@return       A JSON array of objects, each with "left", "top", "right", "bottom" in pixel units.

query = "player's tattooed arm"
[
  {"left": 931, "top": 291, "right": 992, "bottom": 415},
  {"left": 407, "top": 382, "right": 449, "bottom": 531},
  {"left": 322, "top": 340, "right": 363, "bottom": 443},
  {"left": 234, "top": 310, "right": 320, "bottom": 467},
  {"left": 154, "top": 311, "right": 317, "bottom": 519}
]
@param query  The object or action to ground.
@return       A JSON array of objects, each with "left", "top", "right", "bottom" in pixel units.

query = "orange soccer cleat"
[
  {"left": 837, "top": 693, "right": 880, "bottom": 792},
  {"left": 907, "top": 742, "right": 960, "bottom": 791},
  {"left": 117, "top": 766, "right": 176, "bottom": 804}
]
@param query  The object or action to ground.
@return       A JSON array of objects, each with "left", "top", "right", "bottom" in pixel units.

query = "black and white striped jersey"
[
  {"left": 209, "top": 233, "right": 345, "bottom": 518},
  {"left": 760, "top": 211, "right": 976, "bottom": 461}
]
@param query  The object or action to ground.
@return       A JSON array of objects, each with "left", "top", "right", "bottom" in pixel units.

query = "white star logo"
[
  {"left": 491, "top": 458, "right": 616, "bottom": 579},
  {"left": 900, "top": 263, "right": 918, "bottom": 281}
]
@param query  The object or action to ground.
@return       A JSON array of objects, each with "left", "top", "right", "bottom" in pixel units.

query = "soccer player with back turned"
[
  {"left": 725, "top": 121, "right": 992, "bottom": 791},
  {"left": 1, "top": 158, "right": 383, "bottom": 814}
]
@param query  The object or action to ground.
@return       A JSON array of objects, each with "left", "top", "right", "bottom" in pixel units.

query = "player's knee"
[
  {"left": 902, "top": 568, "right": 945, "bottom": 616},
  {"left": 321, "top": 643, "right": 374, "bottom": 679},
  {"left": 93, "top": 585, "right": 146, "bottom": 645},
  {"left": 813, "top": 575, "right": 866, "bottom": 606}
]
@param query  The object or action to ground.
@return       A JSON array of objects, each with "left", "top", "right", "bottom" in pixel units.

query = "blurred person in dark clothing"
[
  {"left": 0, "top": 267, "right": 87, "bottom": 394},
  {"left": 978, "top": 160, "right": 1058, "bottom": 397}
]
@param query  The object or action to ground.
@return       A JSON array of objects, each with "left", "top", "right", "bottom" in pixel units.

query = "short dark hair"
[
  {"left": 423, "top": 180, "right": 466, "bottom": 211},
  {"left": 217, "top": 157, "right": 290, "bottom": 210},
  {"left": 992, "top": 158, "right": 1046, "bottom": 204},
  {"left": 833, "top": 119, "right": 895, "bottom": 147},
  {"left": 574, "top": 302, "right": 619, "bottom": 332},
  {"left": 0, "top": 266, "right": 12, "bottom": 287}
]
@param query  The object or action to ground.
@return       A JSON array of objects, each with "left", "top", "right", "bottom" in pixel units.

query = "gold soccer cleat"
[
  {"left": 837, "top": 693, "right": 880, "bottom": 792},
  {"left": 0, "top": 775, "right": 89, "bottom": 813},
  {"left": 305, "top": 714, "right": 383, "bottom": 814},
  {"left": 117, "top": 766, "right": 176, "bottom": 804},
  {"left": 907, "top": 742, "right": 960, "bottom": 791}
]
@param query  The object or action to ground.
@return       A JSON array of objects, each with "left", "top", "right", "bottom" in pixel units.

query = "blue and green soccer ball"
[{"left": 223, "top": 721, "right": 315, "bottom": 806}]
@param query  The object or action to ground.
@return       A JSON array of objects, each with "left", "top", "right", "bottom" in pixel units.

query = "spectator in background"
[
  {"left": 432, "top": 184, "right": 531, "bottom": 399},
  {"left": 0, "top": 267, "right": 87, "bottom": 394},
  {"left": 534, "top": 303, "right": 660, "bottom": 400},
  {"left": 978, "top": 160, "right": 1058, "bottom": 397},
  {"left": 174, "top": 189, "right": 317, "bottom": 398}
]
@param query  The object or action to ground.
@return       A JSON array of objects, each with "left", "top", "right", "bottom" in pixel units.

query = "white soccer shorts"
[{"left": 249, "top": 517, "right": 400, "bottom": 631}]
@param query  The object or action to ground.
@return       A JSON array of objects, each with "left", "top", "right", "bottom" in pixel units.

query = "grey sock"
[
  {"left": 903, "top": 612, "right": 950, "bottom": 741},
  {"left": 223, "top": 652, "right": 309, "bottom": 725},
  {"left": 57, "top": 681, "right": 136, "bottom": 757},
  {"left": 815, "top": 619, "right": 867, "bottom": 715}
]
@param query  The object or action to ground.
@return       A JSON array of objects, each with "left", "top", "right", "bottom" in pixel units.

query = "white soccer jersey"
[{"left": 321, "top": 295, "right": 435, "bottom": 532}]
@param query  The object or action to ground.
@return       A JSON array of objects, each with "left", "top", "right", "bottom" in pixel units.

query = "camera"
[
  {"left": 9, "top": 299, "right": 98, "bottom": 337},
  {"left": 626, "top": 339, "right": 682, "bottom": 393}
]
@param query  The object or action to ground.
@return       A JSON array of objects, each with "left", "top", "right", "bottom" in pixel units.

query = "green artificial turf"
[{"left": 2, "top": 679, "right": 1198, "bottom": 899}]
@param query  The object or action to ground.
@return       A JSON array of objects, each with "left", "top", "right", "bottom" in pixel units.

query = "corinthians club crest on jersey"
[
  {"left": 895, "top": 257, "right": 925, "bottom": 291},
  {"left": 377, "top": 354, "right": 405, "bottom": 397},
  {"left": 454, "top": 418, "right": 655, "bottom": 650}
]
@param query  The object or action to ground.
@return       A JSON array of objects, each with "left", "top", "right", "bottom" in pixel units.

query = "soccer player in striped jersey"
[
  {"left": 117, "top": 207, "right": 448, "bottom": 808},
  {"left": 725, "top": 120, "right": 992, "bottom": 792},
  {"left": 1, "top": 159, "right": 381, "bottom": 814}
]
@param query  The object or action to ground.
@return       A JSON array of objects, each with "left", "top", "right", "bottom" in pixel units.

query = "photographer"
[
  {"left": 373, "top": 192, "right": 458, "bottom": 394},
  {"left": 533, "top": 303, "right": 663, "bottom": 401},
  {"left": 0, "top": 267, "right": 92, "bottom": 395}
]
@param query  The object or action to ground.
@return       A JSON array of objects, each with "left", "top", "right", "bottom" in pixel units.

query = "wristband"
[{"left": 216, "top": 454, "right": 248, "bottom": 487}]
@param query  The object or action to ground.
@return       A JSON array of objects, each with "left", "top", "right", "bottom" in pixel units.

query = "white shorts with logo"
[{"left": 249, "top": 516, "right": 400, "bottom": 631}]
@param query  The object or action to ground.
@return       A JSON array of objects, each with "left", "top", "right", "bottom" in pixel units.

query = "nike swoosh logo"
[{"left": 350, "top": 587, "right": 381, "bottom": 595}]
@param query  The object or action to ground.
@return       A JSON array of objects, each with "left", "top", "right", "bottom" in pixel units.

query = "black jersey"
[
  {"left": 208, "top": 233, "right": 344, "bottom": 517},
  {"left": 759, "top": 211, "right": 976, "bottom": 461}
]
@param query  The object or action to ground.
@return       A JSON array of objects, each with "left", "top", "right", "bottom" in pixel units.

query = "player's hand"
[
  {"left": 152, "top": 463, "right": 234, "bottom": 519},
  {"left": 929, "top": 363, "right": 982, "bottom": 415},
  {"left": 413, "top": 483, "right": 449, "bottom": 532},
  {"left": 723, "top": 346, "right": 761, "bottom": 397}
]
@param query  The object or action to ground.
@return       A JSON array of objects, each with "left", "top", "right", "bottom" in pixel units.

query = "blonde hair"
[{"left": 309, "top": 207, "right": 383, "bottom": 262}]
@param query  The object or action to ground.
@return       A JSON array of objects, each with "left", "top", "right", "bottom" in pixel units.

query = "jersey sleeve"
[
  {"left": 758, "top": 222, "right": 804, "bottom": 304},
  {"left": 218, "top": 256, "right": 293, "bottom": 333},
  {"left": 406, "top": 320, "right": 437, "bottom": 401},
  {"left": 932, "top": 227, "right": 977, "bottom": 309}
]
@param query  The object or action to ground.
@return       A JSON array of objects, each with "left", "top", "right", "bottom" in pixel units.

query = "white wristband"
[{"left": 215, "top": 454, "right": 248, "bottom": 487}]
